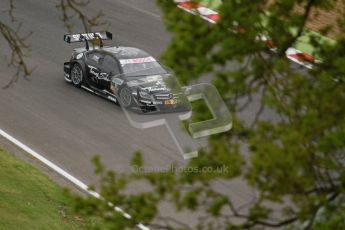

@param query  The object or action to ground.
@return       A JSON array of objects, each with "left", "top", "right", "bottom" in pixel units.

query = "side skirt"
[{"left": 81, "top": 85, "right": 118, "bottom": 104}]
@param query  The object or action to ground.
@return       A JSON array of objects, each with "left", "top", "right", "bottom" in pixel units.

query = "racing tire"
[
  {"left": 70, "top": 63, "right": 84, "bottom": 87},
  {"left": 119, "top": 87, "right": 134, "bottom": 108}
]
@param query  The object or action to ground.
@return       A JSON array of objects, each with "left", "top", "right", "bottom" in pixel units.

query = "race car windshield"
[{"left": 120, "top": 57, "right": 167, "bottom": 77}]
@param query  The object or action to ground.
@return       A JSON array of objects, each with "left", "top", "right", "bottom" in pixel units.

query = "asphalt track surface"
[{"left": 0, "top": 0, "right": 292, "bottom": 226}]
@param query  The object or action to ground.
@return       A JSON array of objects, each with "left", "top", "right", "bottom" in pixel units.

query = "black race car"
[{"left": 64, "top": 31, "right": 190, "bottom": 113}]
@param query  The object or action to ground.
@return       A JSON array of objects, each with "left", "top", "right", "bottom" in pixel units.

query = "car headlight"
[{"left": 138, "top": 89, "right": 151, "bottom": 99}]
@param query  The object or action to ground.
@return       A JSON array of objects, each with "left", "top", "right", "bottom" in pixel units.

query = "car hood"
[{"left": 126, "top": 74, "right": 173, "bottom": 93}]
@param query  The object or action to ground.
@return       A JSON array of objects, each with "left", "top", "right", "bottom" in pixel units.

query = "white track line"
[{"left": 0, "top": 128, "right": 150, "bottom": 230}]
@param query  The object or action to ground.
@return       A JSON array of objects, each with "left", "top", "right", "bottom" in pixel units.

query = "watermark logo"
[
  {"left": 114, "top": 71, "right": 232, "bottom": 159},
  {"left": 131, "top": 165, "right": 230, "bottom": 174}
]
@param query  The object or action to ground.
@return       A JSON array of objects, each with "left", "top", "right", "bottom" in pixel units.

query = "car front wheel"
[
  {"left": 70, "top": 63, "right": 84, "bottom": 87},
  {"left": 119, "top": 87, "right": 133, "bottom": 108}
]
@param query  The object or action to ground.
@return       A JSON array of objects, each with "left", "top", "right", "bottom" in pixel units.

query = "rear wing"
[{"left": 64, "top": 31, "right": 112, "bottom": 50}]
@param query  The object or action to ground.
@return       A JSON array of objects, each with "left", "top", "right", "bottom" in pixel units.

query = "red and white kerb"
[
  {"left": 174, "top": 0, "right": 220, "bottom": 23},
  {"left": 174, "top": 0, "right": 320, "bottom": 69}
]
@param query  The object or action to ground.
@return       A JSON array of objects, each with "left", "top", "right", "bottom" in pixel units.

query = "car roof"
[
  {"left": 103, "top": 46, "right": 151, "bottom": 59},
  {"left": 74, "top": 46, "right": 152, "bottom": 60}
]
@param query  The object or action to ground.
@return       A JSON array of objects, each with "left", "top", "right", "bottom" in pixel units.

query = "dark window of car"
[
  {"left": 86, "top": 51, "right": 104, "bottom": 65},
  {"left": 101, "top": 55, "right": 120, "bottom": 75}
]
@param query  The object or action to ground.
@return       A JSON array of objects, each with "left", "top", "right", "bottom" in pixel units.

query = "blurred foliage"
[
  {"left": 71, "top": 0, "right": 345, "bottom": 229},
  {"left": 0, "top": 0, "right": 106, "bottom": 87}
]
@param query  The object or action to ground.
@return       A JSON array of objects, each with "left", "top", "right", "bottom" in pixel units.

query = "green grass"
[
  {"left": 200, "top": 0, "right": 222, "bottom": 10},
  {"left": 0, "top": 149, "right": 85, "bottom": 230},
  {"left": 294, "top": 30, "right": 335, "bottom": 58}
]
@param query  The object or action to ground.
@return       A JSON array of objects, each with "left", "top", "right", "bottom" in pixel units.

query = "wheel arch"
[{"left": 70, "top": 60, "right": 87, "bottom": 74}]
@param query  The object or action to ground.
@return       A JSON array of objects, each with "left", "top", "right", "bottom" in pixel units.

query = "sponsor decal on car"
[
  {"left": 88, "top": 65, "right": 110, "bottom": 81},
  {"left": 142, "top": 86, "right": 168, "bottom": 92},
  {"left": 119, "top": 57, "right": 156, "bottom": 65},
  {"left": 72, "top": 32, "right": 103, "bottom": 41}
]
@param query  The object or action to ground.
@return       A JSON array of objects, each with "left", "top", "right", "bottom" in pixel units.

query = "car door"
[
  {"left": 85, "top": 51, "right": 105, "bottom": 87},
  {"left": 98, "top": 54, "right": 120, "bottom": 89}
]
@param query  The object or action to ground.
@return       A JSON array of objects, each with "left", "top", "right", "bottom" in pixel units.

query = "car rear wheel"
[
  {"left": 119, "top": 87, "right": 133, "bottom": 108},
  {"left": 71, "top": 63, "right": 83, "bottom": 87}
]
